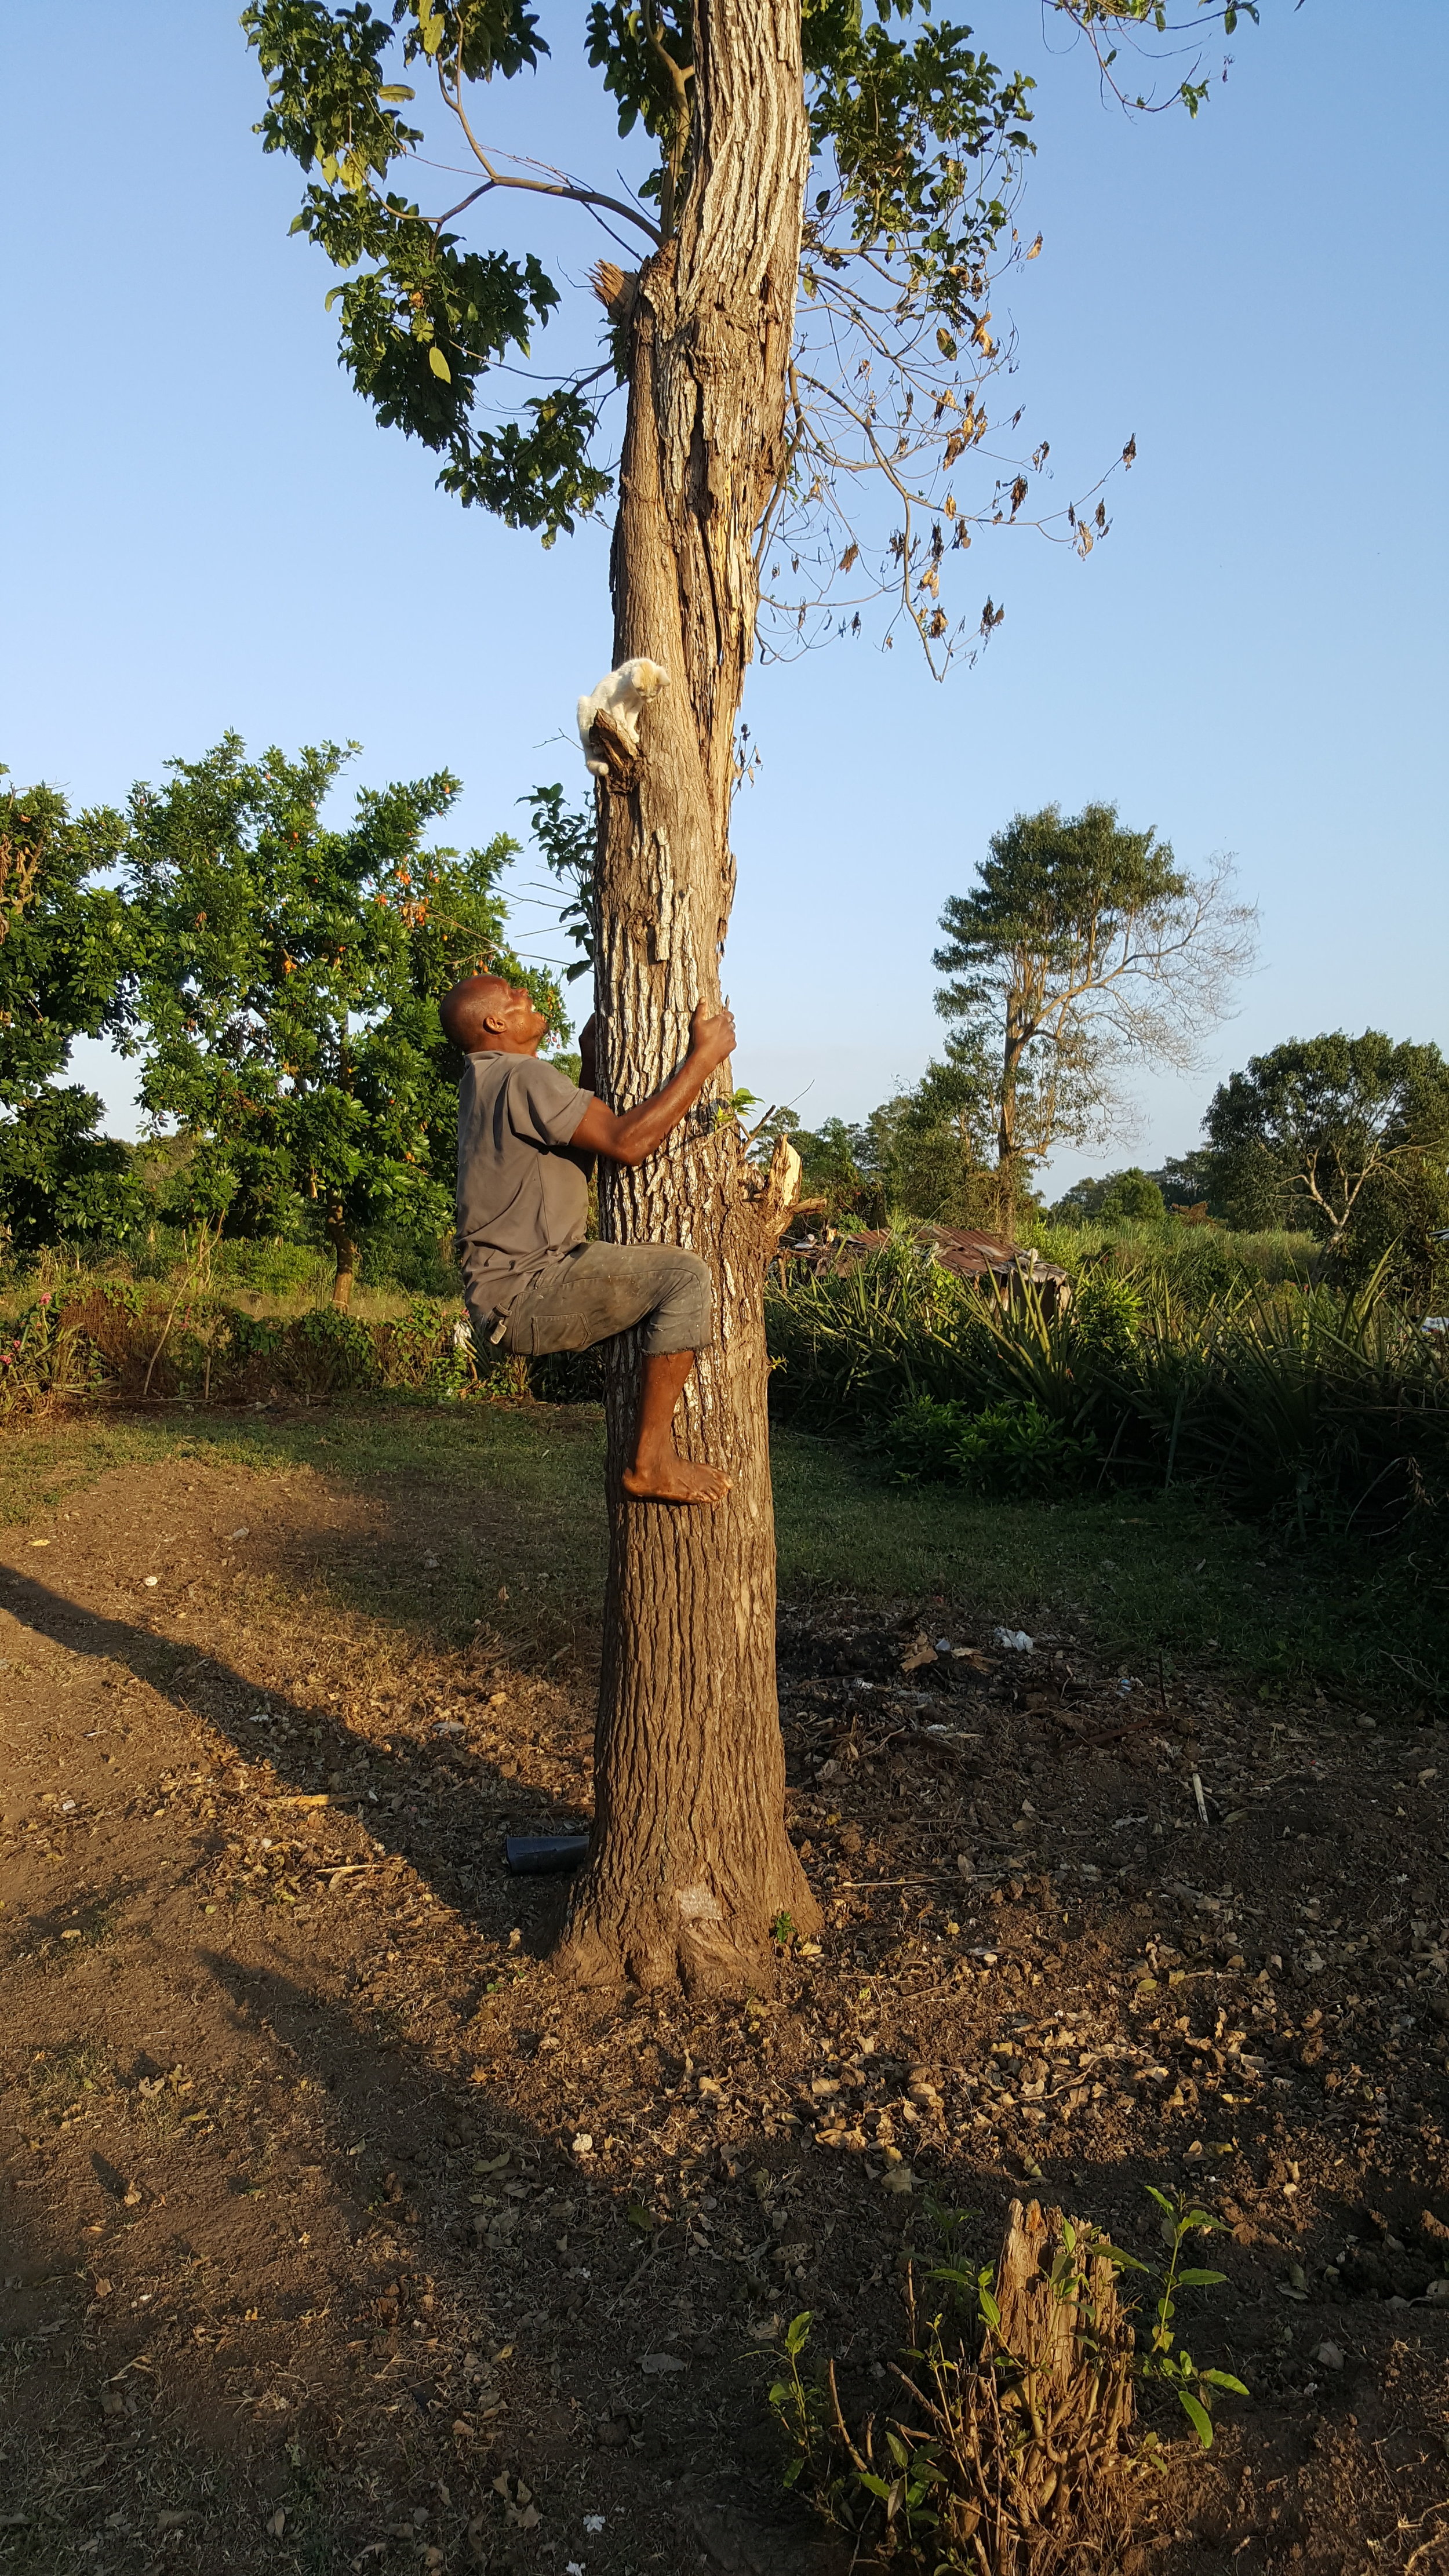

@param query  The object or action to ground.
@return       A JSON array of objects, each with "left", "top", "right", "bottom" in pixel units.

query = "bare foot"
[{"left": 622, "top": 1455, "right": 731, "bottom": 1507}]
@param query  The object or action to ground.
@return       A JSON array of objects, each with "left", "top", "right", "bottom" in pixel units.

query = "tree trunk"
[
  {"left": 327, "top": 1208, "right": 356, "bottom": 1312},
  {"left": 558, "top": 0, "right": 820, "bottom": 1996},
  {"left": 996, "top": 1021, "right": 1031, "bottom": 1236}
]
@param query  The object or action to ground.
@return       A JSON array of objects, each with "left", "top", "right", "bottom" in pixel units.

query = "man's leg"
[
  {"left": 621, "top": 1347, "right": 730, "bottom": 1507},
  {"left": 621, "top": 1247, "right": 727, "bottom": 1507},
  {"left": 500, "top": 1243, "right": 729, "bottom": 1509}
]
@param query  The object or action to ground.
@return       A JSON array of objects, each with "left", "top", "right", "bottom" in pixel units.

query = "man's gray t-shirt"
[{"left": 455, "top": 1051, "right": 592, "bottom": 1313}]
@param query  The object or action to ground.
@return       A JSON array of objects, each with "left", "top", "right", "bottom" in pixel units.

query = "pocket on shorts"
[{"left": 505, "top": 1301, "right": 601, "bottom": 1358}]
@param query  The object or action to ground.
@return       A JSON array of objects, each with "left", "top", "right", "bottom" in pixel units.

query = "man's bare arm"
[{"left": 572, "top": 1003, "right": 735, "bottom": 1167}]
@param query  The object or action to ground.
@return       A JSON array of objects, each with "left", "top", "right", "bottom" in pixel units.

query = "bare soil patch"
[{"left": 2, "top": 1413, "right": 1448, "bottom": 2574}]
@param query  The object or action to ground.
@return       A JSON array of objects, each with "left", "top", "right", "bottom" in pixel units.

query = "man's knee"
[{"left": 640, "top": 1249, "right": 712, "bottom": 1355}]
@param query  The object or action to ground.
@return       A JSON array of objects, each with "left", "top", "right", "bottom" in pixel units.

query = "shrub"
[
  {"left": 875, "top": 1395, "right": 1097, "bottom": 1495},
  {"left": 0, "top": 1290, "right": 102, "bottom": 1422},
  {"left": 1073, "top": 1268, "right": 1144, "bottom": 1359}
]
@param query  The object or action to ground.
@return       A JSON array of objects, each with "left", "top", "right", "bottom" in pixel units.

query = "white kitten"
[{"left": 577, "top": 656, "right": 669, "bottom": 777}]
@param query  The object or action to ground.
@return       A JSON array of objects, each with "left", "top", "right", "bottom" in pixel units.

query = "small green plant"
[
  {"left": 764, "top": 2311, "right": 826, "bottom": 2492},
  {"left": 716, "top": 1085, "right": 764, "bottom": 1131},
  {"left": 1131, "top": 2184, "right": 1248, "bottom": 2448},
  {"left": 769, "top": 1909, "right": 797, "bottom": 1952}
]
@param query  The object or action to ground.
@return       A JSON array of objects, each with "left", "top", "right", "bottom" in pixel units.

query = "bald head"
[{"left": 440, "top": 972, "right": 549, "bottom": 1057}]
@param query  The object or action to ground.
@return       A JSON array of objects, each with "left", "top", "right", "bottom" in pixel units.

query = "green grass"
[{"left": 1, "top": 1398, "right": 1425, "bottom": 1707}]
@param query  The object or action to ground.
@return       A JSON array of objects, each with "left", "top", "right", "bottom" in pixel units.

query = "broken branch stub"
[
  {"left": 740, "top": 1134, "right": 802, "bottom": 1244},
  {"left": 586, "top": 709, "right": 641, "bottom": 798}
]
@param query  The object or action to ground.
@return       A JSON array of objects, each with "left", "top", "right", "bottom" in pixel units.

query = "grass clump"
[{"left": 27, "top": 2043, "right": 111, "bottom": 2119}]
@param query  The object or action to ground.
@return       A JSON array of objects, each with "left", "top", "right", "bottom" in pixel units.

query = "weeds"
[
  {"left": 769, "top": 2189, "right": 1247, "bottom": 2570},
  {"left": 0, "top": 1291, "right": 101, "bottom": 1423},
  {"left": 27, "top": 2043, "right": 111, "bottom": 2120},
  {"left": 0, "top": 1285, "right": 489, "bottom": 1409}
]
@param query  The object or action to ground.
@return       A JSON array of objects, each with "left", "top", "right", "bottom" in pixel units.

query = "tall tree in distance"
[
  {"left": 122, "top": 734, "right": 552, "bottom": 1304},
  {"left": 933, "top": 802, "right": 1256, "bottom": 1231},
  {"left": 241, "top": 0, "right": 1263, "bottom": 1993}
]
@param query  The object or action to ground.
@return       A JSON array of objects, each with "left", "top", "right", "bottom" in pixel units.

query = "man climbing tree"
[
  {"left": 242, "top": 0, "right": 1263, "bottom": 1993},
  {"left": 443, "top": 970, "right": 736, "bottom": 1504}
]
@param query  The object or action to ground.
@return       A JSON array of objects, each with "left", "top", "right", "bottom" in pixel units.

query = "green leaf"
[
  {"left": 782, "top": 2455, "right": 803, "bottom": 2488},
  {"left": 858, "top": 2472, "right": 891, "bottom": 2502},
  {"left": 886, "top": 2429, "right": 910, "bottom": 2470},
  {"left": 377, "top": 84, "right": 416, "bottom": 101},
  {"left": 977, "top": 2287, "right": 1002, "bottom": 2330},
  {"left": 1175, "top": 2268, "right": 1226, "bottom": 2288},
  {"left": 428, "top": 347, "right": 453, "bottom": 383},
  {"left": 1177, "top": 2391, "right": 1214, "bottom": 2448},
  {"left": 785, "top": 2311, "right": 813, "bottom": 2357},
  {"left": 1144, "top": 2185, "right": 1175, "bottom": 2216},
  {"left": 1201, "top": 2370, "right": 1249, "bottom": 2396}
]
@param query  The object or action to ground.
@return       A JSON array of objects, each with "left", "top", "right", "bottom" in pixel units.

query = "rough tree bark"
[
  {"left": 557, "top": 0, "right": 821, "bottom": 1995},
  {"left": 327, "top": 1207, "right": 357, "bottom": 1311}
]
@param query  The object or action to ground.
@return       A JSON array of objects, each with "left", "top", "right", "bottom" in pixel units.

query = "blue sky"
[{"left": 4, "top": 2, "right": 1446, "bottom": 1189}]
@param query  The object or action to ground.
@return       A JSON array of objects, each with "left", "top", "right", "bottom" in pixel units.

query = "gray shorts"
[{"left": 475, "top": 1242, "right": 712, "bottom": 1360}]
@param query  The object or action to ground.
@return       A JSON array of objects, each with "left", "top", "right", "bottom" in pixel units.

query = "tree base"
[{"left": 556, "top": 1840, "right": 822, "bottom": 2000}]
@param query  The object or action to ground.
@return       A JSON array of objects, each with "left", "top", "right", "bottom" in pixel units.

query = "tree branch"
[{"left": 433, "top": 54, "right": 660, "bottom": 248}]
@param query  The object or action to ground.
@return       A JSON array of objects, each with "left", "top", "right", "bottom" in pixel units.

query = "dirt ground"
[{"left": 3, "top": 1409, "right": 1449, "bottom": 2575}]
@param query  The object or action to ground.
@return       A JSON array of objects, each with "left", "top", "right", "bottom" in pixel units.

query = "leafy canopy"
[
  {"left": 238, "top": 0, "right": 1244, "bottom": 660},
  {"left": 1206, "top": 1030, "right": 1449, "bottom": 1241},
  {"left": 120, "top": 731, "right": 560, "bottom": 1258},
  {"left": 0, "top": 769, "right": 137, "bottom": 1252},
  {"left": 0, "top": 769, "right": 129, "bottom": 1106},
  {"left": 0, "top": 1085, "right": 141, "bottom": 1254}
]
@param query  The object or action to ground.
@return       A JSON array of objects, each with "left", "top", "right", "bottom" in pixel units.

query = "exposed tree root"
[{"left": 556, "top": 1843, "right": 821, "bottom": 1999}]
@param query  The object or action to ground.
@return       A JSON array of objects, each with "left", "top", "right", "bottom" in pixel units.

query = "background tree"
[
  {"left": 241, "top": 0, "right": 1260, "bottom": 1993},
  {"left": 0, "top": 769, "right": 138, "bottom": 1254},
  {"left": 933, "top": 801, "right": 1255, "bottom": 1231},
  {"left": 122, "top": 733, "right": 555, "bottom": 1305},
  {"left": 1098, "top": 1165, "right": 1166, "bottom": 1225},
  {"left": 1205, "top": 1030, "right": 1449, "bottom": 1245}
]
